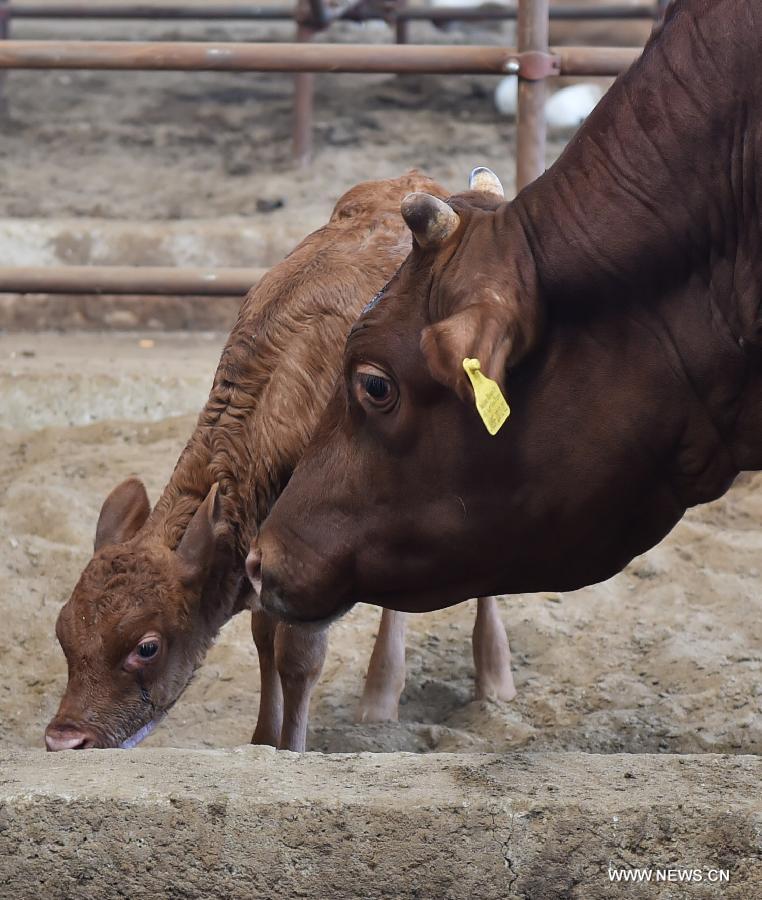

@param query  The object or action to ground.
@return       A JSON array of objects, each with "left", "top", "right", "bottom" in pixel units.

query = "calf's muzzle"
[{"left": 45, "top": 720, "right": 97, "bottom": 751}]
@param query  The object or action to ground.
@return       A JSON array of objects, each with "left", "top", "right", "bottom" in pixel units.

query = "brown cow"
[
  {"left": 46, "top": 172, "right": 515, "bottom": 752},
  {"left": 253, "top": 0, "right": 762, "bottom": 635}
]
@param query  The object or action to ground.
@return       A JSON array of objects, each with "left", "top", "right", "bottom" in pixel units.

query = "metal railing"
[{"left": 0, "top": 0, "right": 654, "bottom": 296}]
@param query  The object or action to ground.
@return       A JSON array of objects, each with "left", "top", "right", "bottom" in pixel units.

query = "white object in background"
[
  {"left": 431, "top": 0, "right": 510, "bottom": 6},
  {"left": 494, "top": 78, "right": 604, "bottom": 128},
  {"left": 431, "top": 0, "right": 511, "bottom": 32},
  {"left": 545, "top": 83, "right": 605, "bottom": 129},
  {"left": 494, "top": 75, "right": 518, "bottom": 117}
]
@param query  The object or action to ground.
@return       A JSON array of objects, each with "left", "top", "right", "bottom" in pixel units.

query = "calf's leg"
[
  {"left": 356, "top": 608, "right": 407, "bottom": 723},
  {"left": 276, "top": 622, "right": 329, "bottom": 752},
  {"left": 251, "top": 607, "right": 283, "bottom": 747},
  {"left": 473, "top": 596, "right": 516, "bottom": 702}
]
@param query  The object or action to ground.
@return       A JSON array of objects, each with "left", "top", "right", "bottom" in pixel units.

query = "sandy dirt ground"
[{"left": 1, "top": 333, "right": 760, "bottom": 756}]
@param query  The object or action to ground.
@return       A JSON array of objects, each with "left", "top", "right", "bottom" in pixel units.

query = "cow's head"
[
  {"left": 252, "top": 167, "right": 543, "bottom": 622},
  {"left": 46, "top": 478, "right": 227, "bottom": 750}
]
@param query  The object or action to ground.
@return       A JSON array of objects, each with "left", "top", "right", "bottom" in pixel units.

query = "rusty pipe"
[
  {"left": 516, "top": 0, "right": 549, "bottom": 191},
  {"left": 555, "top": 44, "right": 640, "bottom": 75},
  {"left": 5, "top": 2, "right": 658, "bottom": 21},
  {"left": 0, "top": 40, "right": 641, "bottom": 74},
  {"left": 0, "top": 40, "right": 523, "bottom": 72},
  {"left": 0, "top": 265, "right": 268, "bottom": 296}
]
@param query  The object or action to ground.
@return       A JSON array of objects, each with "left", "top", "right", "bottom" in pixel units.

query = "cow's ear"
[
  {"left": 95, "top": 477, "right": 150, "bottom": 551},
  {"left": 175, "top": 484, "right": 226, "bottom": 588},
  {"left": 420, "top": 291, "right": 540, "bottom": 403}
]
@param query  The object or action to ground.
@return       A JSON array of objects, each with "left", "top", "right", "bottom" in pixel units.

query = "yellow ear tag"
[{"left": 462, "top": 358, "right": 510, "bottom": 436}]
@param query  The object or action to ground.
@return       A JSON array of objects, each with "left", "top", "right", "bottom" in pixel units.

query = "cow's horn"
[
  {"left": 401, "top": 193, "right": 461, "bottom": 249},
  {"left": 468, "top": 166, "right": 504, "bottom": 199}
]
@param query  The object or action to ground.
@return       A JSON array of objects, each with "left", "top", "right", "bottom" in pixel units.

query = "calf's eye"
[
  {"left": 124, "top": 632, "right": 163, "bottom": 672},
  {"left": 138, "top": 641, "right": 159, "bottom": 660}
]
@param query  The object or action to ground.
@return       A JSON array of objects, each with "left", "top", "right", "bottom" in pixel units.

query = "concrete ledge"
[
  {"left": 1, "top": 749, "right": 760, "bottom": 899},
  {"left": 0, "top": 216, "right": 296, "bottom": 331},
  {"left": 0, "top": 218, "right": 295, "bottom": 269},
  {"left": 0, "top": 332, "right": 222, "bottom": 428}
]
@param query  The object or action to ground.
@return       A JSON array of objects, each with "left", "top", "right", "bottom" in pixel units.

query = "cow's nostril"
[{"left": 45, "top": 723, "right": 95, "bottom": 752}]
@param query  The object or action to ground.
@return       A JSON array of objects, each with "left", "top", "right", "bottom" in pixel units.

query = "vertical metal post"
[
  {"left": 0, "top": 0, "right": 10, "bottom": 108},
  {"left": 292, "top": 20, "right": 316, "bottom": 166},
  {"left": 516, "top": 0, "right": 549, "bottom": 191},
  {"left": 0, "top": 1, "right": 9, "bottom": 42},
  {"left": 0, "top": 1, "right": 9, "bottom": 41},
  {"left": 395, "top": 0, "right": 409, "bottom": 45}
]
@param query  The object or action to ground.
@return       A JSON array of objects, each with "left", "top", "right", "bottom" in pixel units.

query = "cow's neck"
[{"left": 514, "top": 0, "right": 760, "bottom": 330}]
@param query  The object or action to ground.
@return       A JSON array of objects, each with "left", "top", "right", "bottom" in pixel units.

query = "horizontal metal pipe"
[
  {"left": 5, "top": 3, "right": 657, "bottom": 21},
  {"left": 0, "top": 41, "right": 523, "bottom": 72},
  {"left": 0, "top": 265, "right": 267, "bottom": 295},
  {"left": 8, "top": 4, "right": 295, "bottom": 19},
  {"left": 556, "top": 44, "right": 640, "bottom": 75},
  {"left": 7, "top": 4, "right": 295, "bottom": 19},
  {"left": 0, "top": 40, "right": 641, "bottom": 74},
  {"left": 401, "top": 3, "right": 656, "bottom": 20}
]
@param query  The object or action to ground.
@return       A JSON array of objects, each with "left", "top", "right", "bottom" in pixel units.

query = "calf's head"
[
  {"left": 254, "top": 167, "right": 543, "bottom": 622},
  {"left": 46, "top": 478, "right": 226, "bottom": 750}
]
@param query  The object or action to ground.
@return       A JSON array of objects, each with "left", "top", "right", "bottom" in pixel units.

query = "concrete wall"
[
  {"left": 1, "top": 749, "right": 760, "bottom": 899},
  {"left": 0, "top": 332, "right": 221, "bottom": 429},
  {"left": 0, "top": 218, "right": 265, "bottom": 332}
]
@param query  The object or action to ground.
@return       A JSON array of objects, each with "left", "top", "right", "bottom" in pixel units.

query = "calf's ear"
[
  {"left": 468, "top": 166, "right": 505, "bottom": 199},
  {"left": 420, "top": 290, "right": 540, "bottom": 403},
  {"left": 95, "top": 477, "right": 150, "bottom": 551},
  {"left": 175, "top": 483, "right": 226, "bottom": 588},
  {"left": 401, "top": 193, "right": 461, "bottom": 249}
]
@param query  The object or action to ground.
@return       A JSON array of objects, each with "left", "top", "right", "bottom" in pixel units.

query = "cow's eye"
[
  {"left": 354, "top": 364, "right": 398, "bottom": 411},
  {"left": 362, "top": 373, "right": 390, "bottom": 400}
]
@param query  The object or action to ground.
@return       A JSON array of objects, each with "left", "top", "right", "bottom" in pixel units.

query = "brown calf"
[{"left": 46, "top": 172, "right": 515, "bottom": 752}]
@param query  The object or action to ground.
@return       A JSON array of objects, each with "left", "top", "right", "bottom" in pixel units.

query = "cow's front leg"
[
  {"left": 251, "top": 606, "right": 284, "bottom": 747},
  {"left": 276, "top": 622, "right": 328, "bottom": 752},
  {"left": 356, "top": 608, "right": 407, "bottom": 723},
  {"left": 472, "top": 596, "right": 516, "bottom": 701}
]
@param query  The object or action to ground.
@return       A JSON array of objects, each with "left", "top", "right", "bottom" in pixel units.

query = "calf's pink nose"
[{"left": 45, "top": 723, "right": 95, "bottom": 751}]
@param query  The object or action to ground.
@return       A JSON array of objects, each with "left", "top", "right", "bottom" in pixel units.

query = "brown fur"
[{"left": 46, "top": 171, "right": 448, "bottom": 751}]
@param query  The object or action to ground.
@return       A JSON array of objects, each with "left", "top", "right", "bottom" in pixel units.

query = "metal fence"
[{"left": 0, "top": 0, "right": 658, "bottom": 297}]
